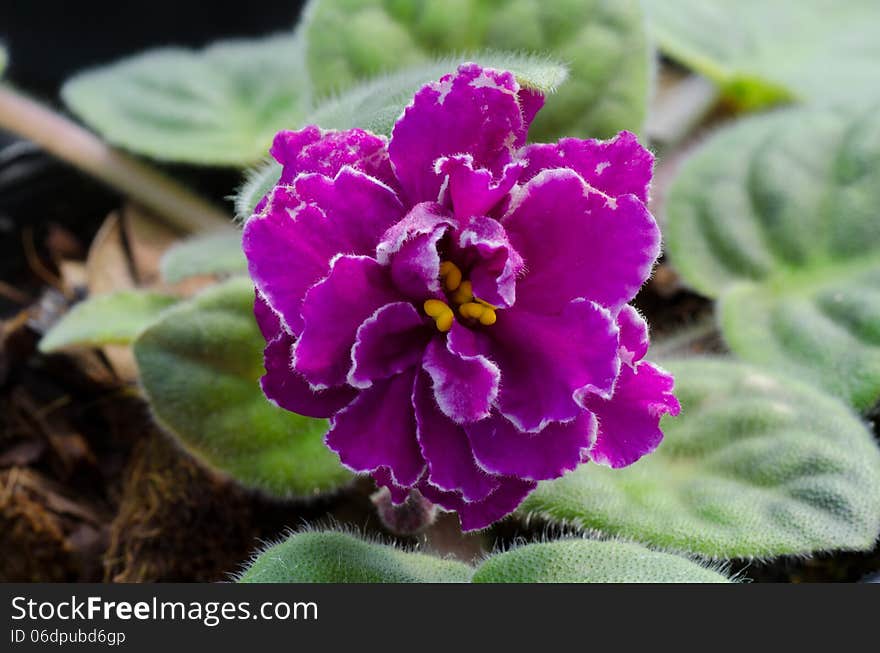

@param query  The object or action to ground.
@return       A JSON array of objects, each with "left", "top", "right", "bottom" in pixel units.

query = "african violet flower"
[{"left": 243, "top": 63, "right": 680, "bottom": 531}]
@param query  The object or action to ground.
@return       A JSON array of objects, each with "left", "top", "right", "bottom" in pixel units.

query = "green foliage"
[
  {"left": 38, "top": 291, "right": 177, "bottom": 353},
  {"left": 160, "top": 230, "right": 247, "bottom": 283},
  {"left": 304, "top": 0, "right": 651, "bottom": 139},
  {"left": 62, "top": 34, "right": 310, "bottom": 165},
  {"left": 0, "top": 46, "right": 7, "bottom": 77},
  {"left": 520, "top": 358, "right": 880, "bottom": 558},
  {"left": 237, "top": 530, "right": 474, "bottom": 583},
  {"left": 472, "top": 539, "right": 729, "bottom": 583},
  {"left": 665, "top": 106, "right": 880, "bottom": 409},
  {"left": 643, "top": 0, "right": 880, "bottom": 109},
  {"left": 237, "top": 530, "right": 729, "bottom": 583},
  {"left": 133, "top": 277, "right": 350, "bottom": 496},
  {"left": 235, "top": 159, "right": 282, "bottom": 221},
  {"left": 234, "top": 52, "right": 568, "bottom": 219}
]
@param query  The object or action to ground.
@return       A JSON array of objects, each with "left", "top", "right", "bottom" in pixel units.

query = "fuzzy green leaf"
[
  {"left": 304, "top": 0, "right": 650, "bottom": 139},
  {"left": 62, "top": 34, "right": 310, "bottom": 166},
  {"left": 133, "top": 277, "right": 350, "bottom": 496},
  {"left": 237, "top": 531, "right": 728, "bottom": 583},
  {"left": 0, "top": 46, "right": 8, "bottom": 77},
  {"left": 233, "top": 52, "right": 568, "bottom": 219},
  {"left": 472, "top": 539, "right": 730, "bottom": 583},
  {"left": 38, "top": 291, "right": 178, "bottom": 353},
  {"left": 237, "top": 531, "right": 473, "bottom": 583},
  {"left": 643, "top": 0, "right": 880, "bottom": 110},
  {"left": 520, "top": 358, "right": 880, "bottom": 558},
  {"left": 235, "top": 159, "right": 282, "bottom": 221},
  {"left": 160, "top": 230, "right": 247, "bottom": 283},
  {"left": 665, "top": 106, "right": 880, "bottom": 409}
]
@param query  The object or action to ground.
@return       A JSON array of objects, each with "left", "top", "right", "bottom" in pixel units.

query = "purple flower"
[{"left": 243, "top": 63, "right": 680, "bottom": 531}]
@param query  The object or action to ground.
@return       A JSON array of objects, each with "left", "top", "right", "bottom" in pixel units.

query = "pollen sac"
[
  {"left": 439, "top": 261, "right": 462, "bottom": 291},
  {"left": 424, "top": 298, "right": 454, "bottom": 332}
]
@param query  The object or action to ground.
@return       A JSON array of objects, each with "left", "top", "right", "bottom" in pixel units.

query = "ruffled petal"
[
  {"left": 436, "top": 154, "right": 522, "bottom": 220},
  {"left": 466, "top": 410, "right": 596, "bottom": 480},
  {"left": 421, "top": 329, "right": 500, "bottom": 424},
  {"left": 292, "top": 167, "right": 405, "bottom": 241},
  {"left": 488, "top": 299, "right": 620, "bottom": 432},
  {"left": 517, "top": 88, "right": 545, "bottom": 142},
  {"left": 521, "top": 131, "right": 654, "bottom": 203},
  {"left": 271, "top": 125, "right": 395, "bottom": 188},
  {"left": 254, "top": 290, "right": 281, "bottom": 341},
  {"left": 617, "top": 304, "right": 649, "bottom": 366},
  {"left": 452, "top": 215, "right": 523, "bottom": 308},
  {"left": 584, "top": 361, "right": 681, "bottom": 469},
  {"left": 295, "top": 255, "right": 399, "bottom": 389},
  {"left": 349, "top": 302, "right": 431, "bottom": 389},
  {"left": 325, "top": 370, "right": 425, "bottom": 486},
  {"left": 243, "top": 168, "right": 404, "bottom": 334},
  {"left": 389, "top": 63, "right": 530, "bottom": 205},
  {"left": 376, "top": 202, "right": 454, "bottom": 300},
  {"left": 503, "top": 168, "right": 661, "bottom": 313},
  {"left": 418, "top": 476, "right": 536, "bottom": 532},
  {"left": 372, "top": 467, "right": 411, "bottom": 505},
  {"left": 413, "top": 371, "right": 500, "bottom": 502},
  {"left": 244, "top": 202, "right": 328, "bottom": 335},
  {"left": 261, "top": 330, "right": 357, "bottom": 418}
]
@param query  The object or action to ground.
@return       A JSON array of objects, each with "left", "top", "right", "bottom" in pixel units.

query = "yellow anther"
[
  {"left": 423, "top": 299, "right": 449, "bottom": 317},
  {"left": 435, "top": 311, "right": 454, "bottom": 332},
  {"left": 439, "top": 261, "right": 462, "bottom": 292},
  {"left": 426, "top": 272, "right": 498, "bottom": 331},
  {"left": 450, "top": 280, "right": 473, "bottom": 305},
  {"left": 459, "top": 302, "right": 485, "bottom": 320},
  {"left": 478, "top": 307, "right": 497, "bottom": 326},
  {"left": 423, "top": 299, "right": 454, "bottom": 332}
]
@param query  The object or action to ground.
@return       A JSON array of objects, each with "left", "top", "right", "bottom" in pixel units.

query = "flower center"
[{"left": 423, "top": 261, "right": 497, "bottom": 332}]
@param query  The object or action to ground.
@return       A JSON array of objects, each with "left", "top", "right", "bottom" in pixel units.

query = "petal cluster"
[{"left": 243, "top": 63, "right": 679, "bottom": 531}]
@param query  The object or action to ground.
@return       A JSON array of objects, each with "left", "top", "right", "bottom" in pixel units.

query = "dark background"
[{"left": 1, "top": 0, "right": 307, "bottom": 99}]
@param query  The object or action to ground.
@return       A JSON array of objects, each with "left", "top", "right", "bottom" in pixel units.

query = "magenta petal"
[
  {"left": 244, "top": 202, "right": 328, "bottom": 335},
  {"left": 257, "top": 288, "right": 355, "bottom": 417},
  {"left": 419, "top": 476, "right": 536, "bottom": 532},
  {"left": 585, "top": 362, "right": 681, "bottom": 469},
  {"left": 261, "top": 331, "right": 357, "bottom": 418},
  {"left": 243, "top": 168, "right": 403, "bottom": 334},
  {"left": 372, "top": 467, "right": 412, "bottom": 505},
  {"left": 521, "top": 131, "right": 654, "bottom": 203},
  {"left": 446, "top": 321, "right": 493, "bottom": 357},
  {"left": 295, "top": 255, "right": 399, "bottom": 389},
  {"left": 376, "top": 203, "right": 454, "bottom": 300},
  {"left": 292, "top": 167, "right": 405, "bottom": 243},
  {"left": 517, "top": 89, "right": 545, "bottom": 143},
  {"left": 421, "top": 331, "right": 500, "bottom": 424},
  {"left": 271, "top": 126, "right": 395, "bottom": 188},
  {"left": 413, "top": 372, "right": 500, "bottom": 502},
  {"left": 389, "top": 64, "right": 528, "bottom": 205},
  {"left": 436, "top": 154, "right": 522, "bottom": 220},
  {"left": 325, "top": 370, "right": 425, "bottom": 486},
  {"left": 254, "top": 290, "right": 281, "bottom": 341},
  {"left": 489, "top": 299, "right": 620, "bottom": 432},
  {"left": 617, "top": 304, "right": 649, "bottom": 366},
  {"left": 466, "top": 411, "right": 596, "bottom": 481},
  {"left": 454, "top": 215, "right": 523, "bottom": 308},
  {"left": 503, "top": 168, "right": 661, "bottom": 313},
  {"left": 349, "top": 302, "right": 430, "bottom": 389}
]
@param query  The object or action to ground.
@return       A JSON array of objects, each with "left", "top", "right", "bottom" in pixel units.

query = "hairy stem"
[{"left": 0, "top": 84, "right": 232, "bottom": 234}]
